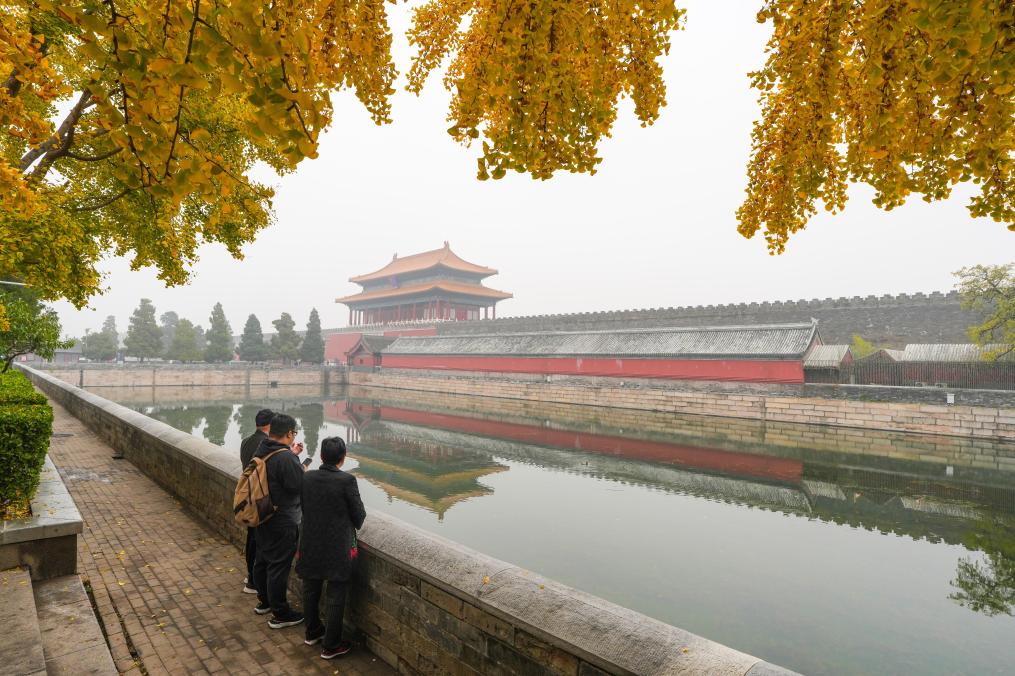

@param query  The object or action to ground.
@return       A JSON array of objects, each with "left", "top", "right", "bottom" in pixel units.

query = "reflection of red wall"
[
  {"left": 325, "top": 333, "right": 362, "bottom": 363},
  {"left": 381, "top": 355, "right": 805, "bottom": 384},
  {"left": 376, "top": 405, "right": 803, "bottom": 482}
]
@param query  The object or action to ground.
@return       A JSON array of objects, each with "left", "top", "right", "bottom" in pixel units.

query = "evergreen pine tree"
[
  {"left": 193, "top": 325, "right": 206, "bottom": 354},
  {"left": 238, "top": 314, "right": 268, "bottom": 362},
  {"left": 167, "top": 319, "right": 202, "bottom": 362},
  {"left": 271, "top": 313, "right": 301, "bottom": 364},
  {"left": 204, "top": 303, "right": 234, "bottom": 362},
  {"left": 82, "top": 315, "right": 118, "bottom": 361},
  {"left": 159, "top": 311, "right": 179, "bottom": 357},
  {"left": 124, "top": 299, "right": 163, "bottom": 362},
  {"left": 300, "top": 308, "right": 325, "bottom": 363}
]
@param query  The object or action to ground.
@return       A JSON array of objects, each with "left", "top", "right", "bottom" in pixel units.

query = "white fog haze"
[{"left": 52, "top": 1, "right": 1014, "bottom": 337}]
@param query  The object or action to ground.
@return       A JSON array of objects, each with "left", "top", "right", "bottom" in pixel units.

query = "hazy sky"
[{"left": 53, "top": 1, "right": 1014, "bottom": 338}]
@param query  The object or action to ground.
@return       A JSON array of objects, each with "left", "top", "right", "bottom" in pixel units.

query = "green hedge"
[{"left": 0, "top": 371, "right": 52, "bottom": 517}]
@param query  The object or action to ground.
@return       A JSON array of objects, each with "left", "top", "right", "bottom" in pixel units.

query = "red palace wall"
[
  {"left": 325, "top": 333, "right": 362, "bottom": 364},
  {"left": 379, "top": 355, "right": 806, "bottom": 384}
]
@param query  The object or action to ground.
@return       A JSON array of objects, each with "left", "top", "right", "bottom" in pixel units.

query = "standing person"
[
  {"left": 239, "top": 408, "right": 274, "bottom": 595},
  {"left": 251, "top": 413, "right": 306, "bottom": 628},
  {"left": 297, "top": 437, "right": 366, "bottom": 659}
]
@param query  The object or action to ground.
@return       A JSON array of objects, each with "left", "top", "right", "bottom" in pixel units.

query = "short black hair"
[
  {"left": 255, "top": 409, "right": 274, "bottom": 427},
  {"left": 269, "top": 413, "right": 297, "bottom": 439},
  {"left": 320, "top": 437, "right": 347, "bottom": 465}
]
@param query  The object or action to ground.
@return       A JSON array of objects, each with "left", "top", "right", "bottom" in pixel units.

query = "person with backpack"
[
  {"left": 239, "top": 408, "right": 274, "bottom": 595},
  {"left": 296, "top": 437, "right": 366, "bottom": 659},
  {"left": 250, "top": 413, "right": 306, "bottom": 628}
]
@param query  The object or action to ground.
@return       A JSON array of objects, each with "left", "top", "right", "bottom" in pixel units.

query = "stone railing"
[{"left": 18, "top": 365, "right": 796, "bottom": 676}]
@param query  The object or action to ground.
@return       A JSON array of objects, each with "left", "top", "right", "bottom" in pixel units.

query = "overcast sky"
[{"left": 53, "top": 1, "right": 1014, "bottom": 338}]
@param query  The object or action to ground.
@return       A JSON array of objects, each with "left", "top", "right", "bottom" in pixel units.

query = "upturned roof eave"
[{"left": 336, "top": 283, "right": 513, "bottom": 305}]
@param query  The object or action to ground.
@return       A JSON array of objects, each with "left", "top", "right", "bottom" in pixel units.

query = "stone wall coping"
[
  {"left": 18, "top": 365, "right": 800, "bottom": 676},
  {"left": 1, "top": 456, "right": 83, "bottom": 546}
]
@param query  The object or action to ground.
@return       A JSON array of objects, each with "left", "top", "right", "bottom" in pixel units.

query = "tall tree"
[
  {"left": 0, "top": 288, "right": 70, "bottom": 371},
  {"left": 159, "top": 311, "right": 180, "bottom": 357},
  {"left": 238, "top": 314, "right": 268, "bottom": 362},
  {"left": 166, "top": 319, "right": 202, "bottom": 362},
  {"left": 204, "top": 303, "right": 234, "bottom": 363},
  {"left": 124, "top": 299, "right": 162, "bottom": 362},
  {"left": 271, "top": 313, "right": 302, "bottom": 365},
  {"left": 739, "top": 2, "right": 1015, "bottom": 252},
  {"left": 3, "top": 1, "right": 682, "bottom": 312},
  {"left": 193, "top": 325, "right": 207, "bottom": 356},
  {"left": 955, "top": 264, "right": 1015, "bottom": 360},
  {"left": 300, "top": 309, "right": 325, "bottom": 364},
  {"left": 82, "top": 315, "right": 118, "bottom": 361}
]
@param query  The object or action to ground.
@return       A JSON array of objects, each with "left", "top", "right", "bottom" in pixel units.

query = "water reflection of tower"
[{"left": 327, "top": 399, "right": 507, "bottom": 519}]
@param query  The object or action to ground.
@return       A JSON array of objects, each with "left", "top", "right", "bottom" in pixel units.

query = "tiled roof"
[
  {"left": 804, "top": 344, "right": 851, "bottom": 368},
  {"left": 383, "top": 322, "right": 819, "bottom": 359},
  {"left": 898, "top": 344, "right": 1012, "bottom": 362},
  {"left": 349, "top": 243, "right": 497, "bottom": 283},
  {"left": 351, "top": 335, "right": 397, "bottom": 354},
  {"left": 337, "top": 281, "right": 513, "bottom": 305}
]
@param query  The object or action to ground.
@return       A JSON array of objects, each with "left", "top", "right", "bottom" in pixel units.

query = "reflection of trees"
[
  {"left": 233, "top": 404, "right": 260, "bottom": 439},
  {"left": 289, "top": 403, "right": 324, "bottom": 458},
  {"left": 147, "top": 406, "right": 207, "bottom": 434},
  {"left": 950, "top": 516, "right": 1015, "bottom": 617},
  {"left": 200, "top": 405, "right": 233, "bottom": 446}
]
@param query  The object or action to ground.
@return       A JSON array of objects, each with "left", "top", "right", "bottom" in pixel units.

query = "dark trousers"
[
  {"left": 302, "top": 578, "right": 348, "bottom": 651},
  {"left": 253, "top": 518, "right": 298, "bottom": 614},
  {"left": 244, "top": 527, "right": 257, "bottom": 584}
]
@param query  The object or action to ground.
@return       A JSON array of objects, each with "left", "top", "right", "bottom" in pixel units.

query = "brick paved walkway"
[{"left": 46, "top": 398, "right": 394, "bottom": 676}]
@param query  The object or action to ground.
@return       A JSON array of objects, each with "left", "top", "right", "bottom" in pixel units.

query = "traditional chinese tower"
[{"left": 337, "top": 242, "right": 512, "bottom": 326}]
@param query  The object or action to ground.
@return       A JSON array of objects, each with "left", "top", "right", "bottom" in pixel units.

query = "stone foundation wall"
[
  {"left": 36, "top": 364, "right": 345, "bottom": 389},
  {"left": 349, "top": 369, "right": 1015, "bottom": 441},
  {"left": 18, "top": 365, "right": 793, "bottom": 676}
]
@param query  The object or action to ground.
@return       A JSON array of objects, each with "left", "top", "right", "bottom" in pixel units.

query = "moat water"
[{"left": 92, "top": 383, "right": 1015, "bottom": 676}]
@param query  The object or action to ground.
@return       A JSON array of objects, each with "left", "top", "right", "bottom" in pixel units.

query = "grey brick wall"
[{"left": 434, "top": 291, "right": 980, "bottom": 345}]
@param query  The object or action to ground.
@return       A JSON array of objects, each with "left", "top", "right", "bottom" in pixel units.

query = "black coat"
[
  {"left": 254, "top": 438, "right": 304, "bottom": 526},
  {"left": 296, "top": 465, "right": 366, "bottom": 582},
  {"left": 239, "top": 429, "right": 266, "bottom": 469}
]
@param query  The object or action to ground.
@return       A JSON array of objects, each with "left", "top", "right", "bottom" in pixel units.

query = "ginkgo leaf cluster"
[
  {"left": 739, "top": 0, "right": 1015, "bottom": 252},
  {"left": 3, "top": 0, "right": 397, "bottom": 307},
  {"left": 407, "top": 0, "right": 685, "bottom": 180}
]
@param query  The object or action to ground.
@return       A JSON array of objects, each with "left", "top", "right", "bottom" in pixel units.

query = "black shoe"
[
  {"left": 321, "top": 641, "right": 352, "bottom": 659},
  {"left": 253, "top": 602, "right": 271, "bottom": 615},
  {"left": 304, "top": 627, "right": 326, "bottom": 646},
  {"left": 268, "top": 610, "right": 304, "bottom": 629}
]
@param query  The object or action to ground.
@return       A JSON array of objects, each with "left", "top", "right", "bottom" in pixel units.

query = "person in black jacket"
[
  {"left": 251, "top": 413, "right": 306, "bottom": 629},
  {"left": 239, "top": 408, "right": 273, "bottom": 595},
  {"left": 297, "top": 436, "right": 366, "bottom": 659}
]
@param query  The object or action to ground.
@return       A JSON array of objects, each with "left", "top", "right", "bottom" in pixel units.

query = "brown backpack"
[{"left": 233, "top": 449, "right": 287, "bottom": 527}]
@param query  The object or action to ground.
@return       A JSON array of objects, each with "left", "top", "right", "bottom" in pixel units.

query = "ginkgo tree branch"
[{"left": 19, "top": 88, "right": 93, "bottom": 175}]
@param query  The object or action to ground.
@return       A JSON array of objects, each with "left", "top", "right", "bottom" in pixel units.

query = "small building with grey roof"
[{"left": 368, "top": 322, "right": 822, "bottom": 384}]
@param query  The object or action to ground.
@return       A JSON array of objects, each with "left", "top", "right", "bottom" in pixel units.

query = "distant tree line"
[{"left": 79, "top": 301, "right": 325, "bottom": 365}]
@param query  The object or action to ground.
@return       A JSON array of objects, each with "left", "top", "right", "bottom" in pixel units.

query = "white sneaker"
[{"left": 242, "top": 584, "right": 258, "bottom": 594}]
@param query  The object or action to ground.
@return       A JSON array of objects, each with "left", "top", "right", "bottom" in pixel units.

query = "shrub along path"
[{"left": 44, "top": 397, "right": 393, "bottom": 676}]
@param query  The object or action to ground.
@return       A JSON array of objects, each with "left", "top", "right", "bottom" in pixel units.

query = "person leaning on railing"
[{"left": 296, "top": 437, "right": 366, "bottom": 660}]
